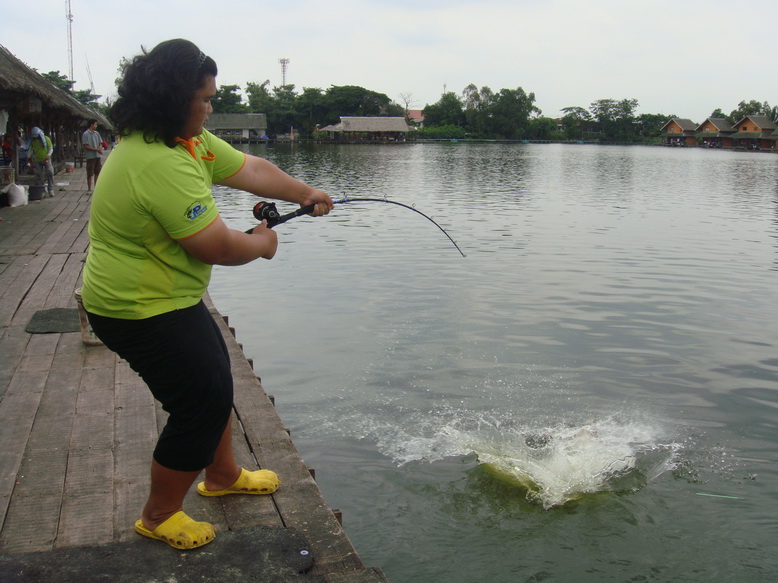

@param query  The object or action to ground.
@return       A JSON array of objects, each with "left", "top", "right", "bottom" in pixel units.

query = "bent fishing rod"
[{"left": 245, "top": 196, "right": 466, "bottom": 257}]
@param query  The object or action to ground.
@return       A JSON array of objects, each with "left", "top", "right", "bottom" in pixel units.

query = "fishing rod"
[{"left": 245, "top": 196, "right": 466, "bottom": 257}]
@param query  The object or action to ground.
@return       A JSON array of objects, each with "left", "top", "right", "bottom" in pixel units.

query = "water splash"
[
  {"left": 348, "top": 409, "right": 680, "bottom": 509},
  {"left": 474, "top": 418, "right": 679, "bottom": 508}
]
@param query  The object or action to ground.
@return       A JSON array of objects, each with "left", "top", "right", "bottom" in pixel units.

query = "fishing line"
[{"left": 246, "top": 196, "right": 466, "bottom": 257}]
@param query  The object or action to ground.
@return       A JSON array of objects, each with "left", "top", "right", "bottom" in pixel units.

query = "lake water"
[{"left": 209, "top": 143, "right": 778, "bottom": 582}]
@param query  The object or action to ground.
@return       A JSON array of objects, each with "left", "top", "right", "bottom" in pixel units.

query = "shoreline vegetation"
[
  {"left": 226, "top": 137, "right": 778, "bottom": 153},
  {"left": 46, "top": 64, "right": 776, "bottom": 146}
]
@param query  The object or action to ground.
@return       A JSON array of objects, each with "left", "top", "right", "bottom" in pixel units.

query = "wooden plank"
[
  {"left": 0, "top": 209, "right": 46, "bottom": 250},
  {"left": 68, "top": 221, "right": 91, "bottom": 253},
  {"left": 34, "top": 220, "right": 75, "bottom": 255},
  {"left": 113, "top": 356, "right": 156, "bottom": 539},
  {"left": 4, "top": 333, "right": 60, "bottom": 395},
  {"left": 0, "top": 493, "right": 63, "bottom": 554},
  {"left": 0, "top": 326, "right": 30, "bottom": 398},
  {"left": 43, "top": 252, "right": 86, "bottom": 310},
  {"left": 0, "top": 254, "right": 32, "bottom": 296},
  {"left": 56, "top": 490, "right": 115, "bottom": 548},
  {"left": 10, "top": 254, "right": 68, "bottom": 328},
  {"left": 0, "top": 254, "right": 49, "bottom": 327},
  {"left": 3, "top": 333, "right": 84, "bottom": 554},
  {"left": 0, "top": 392, "right": 44, "bottom": 533},
  {"left": 1, "top": 217, "right": 49, "bottom": 256},
  {"left": 60, "top": 343, "right": 115, "bottom": 547},
  {"left": 53, "top": 217, "right": 89, "bottom": 254},
  {"left": 37, "top": 202, "right": 90, "bottom": 255}
]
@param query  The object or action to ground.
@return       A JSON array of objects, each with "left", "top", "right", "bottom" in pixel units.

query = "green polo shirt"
[
  {"left": 30, "top": 135, "right": 52, "bottom": 162},
  {"left": 81, "top": 129, "right": 245, "bottom": 319}
]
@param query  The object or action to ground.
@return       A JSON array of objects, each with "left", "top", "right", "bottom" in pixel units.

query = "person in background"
[
  {"left": 1, "top": 135, "right": 13, "bottom": 166},
  {"left": 80, "top": 38, "right": 333, "bottom": 550},
  {"left": 81, "top": 118, "right": 103, "bottom": 191},
  {"left": 16, "top": 130, "right": 28, "bottom": 173},
  {"left": 29, "top": 127, "right": 55, "bottom": 196}
]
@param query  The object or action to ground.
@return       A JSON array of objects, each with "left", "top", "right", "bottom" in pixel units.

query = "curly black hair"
[{"left": 109, "top": 39, "right": 217, "bottom": 148}]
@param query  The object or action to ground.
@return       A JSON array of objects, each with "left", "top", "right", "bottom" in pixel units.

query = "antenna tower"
[
  {"left": 66, "top": 0, "right": 74, "bottom": 81},
  {"left": 85, "top": 57, "right": 95, "bottom": 93},
  {"left": 279, "top": 58, "right": 290, "bottom": 86}
]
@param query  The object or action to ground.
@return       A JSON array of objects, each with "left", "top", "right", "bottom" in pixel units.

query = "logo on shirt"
[{"left": 185, "top": 201, "right": 208, "bottom": 220}]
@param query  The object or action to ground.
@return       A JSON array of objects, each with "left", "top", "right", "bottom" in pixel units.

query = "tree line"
[{"left": 38, "top": 69, "right": 777, "bottom": 143}]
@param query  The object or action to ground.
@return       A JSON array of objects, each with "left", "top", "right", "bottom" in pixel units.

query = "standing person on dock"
[
  {"left": 80, "top": 38, "right": 333, "bottom": 550},
  {"left": 81, "top": 118, "right": 104, "bottom": 192},
  {"left": 29, "top": 127, "right": 54, "bottom": 196}
]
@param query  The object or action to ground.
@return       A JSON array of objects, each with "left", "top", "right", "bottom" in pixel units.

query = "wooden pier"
[{"left": 0, "top": 164, "right": 387, "bottom": 582}]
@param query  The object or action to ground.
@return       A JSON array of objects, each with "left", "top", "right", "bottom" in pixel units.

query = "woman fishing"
[{"left": 80, "top": 38, "right": 333, "bottom": 550}]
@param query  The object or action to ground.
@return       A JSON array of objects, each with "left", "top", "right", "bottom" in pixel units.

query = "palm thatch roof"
[
  {"left": 321, "top": 117, "right": 410, "bottom": 133},
  {"left": 0, "top": 44, "right": 110, "bottom": 126}
]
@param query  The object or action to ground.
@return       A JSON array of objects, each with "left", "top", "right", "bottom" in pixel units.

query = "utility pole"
[
  {"left": 279, "top": 58, "right": 289, "bottom": 86},
  {"left": 66, "top": 0, "right": 74, "bottom": 81}
]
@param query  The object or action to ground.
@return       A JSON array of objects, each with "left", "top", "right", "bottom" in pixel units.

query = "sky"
[{"left": 4, "top": 0, "right": 778, "bottom": 122}]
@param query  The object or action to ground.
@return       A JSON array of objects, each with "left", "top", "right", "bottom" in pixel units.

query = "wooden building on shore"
[
  {"left": 204, "top": 113, "right": 268, "bottom": 142},
  {"left": 318, "top": 117, "right": 411, "bottom": 142}
]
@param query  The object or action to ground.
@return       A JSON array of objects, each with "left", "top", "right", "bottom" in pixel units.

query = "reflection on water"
[{"left": 210, "top": 143, "right": 778, "bottom": 582}]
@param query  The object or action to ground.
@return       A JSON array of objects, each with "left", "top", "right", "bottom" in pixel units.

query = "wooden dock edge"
[{"left": 204, "top": 294, "right": 389, "bottom": 582}]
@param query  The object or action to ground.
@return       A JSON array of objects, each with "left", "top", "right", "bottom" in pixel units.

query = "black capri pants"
[{"left": 87, "top": 301, "right": 233, "bottom": 472}]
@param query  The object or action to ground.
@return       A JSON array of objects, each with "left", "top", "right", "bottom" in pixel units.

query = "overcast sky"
[{"left": 4, "top": 0, "right": 777, "bottom": 121}]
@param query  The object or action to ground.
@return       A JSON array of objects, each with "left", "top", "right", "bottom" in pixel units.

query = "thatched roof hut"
[
  {"left": 319, "top": 117, "right": 410, "bottom": 141},
  {"left": 0, "top": 44, "right": 110, "bottom": 176}
]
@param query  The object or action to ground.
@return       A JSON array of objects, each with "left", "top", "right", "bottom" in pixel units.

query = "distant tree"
[
  {"left": 422, "top": 92, "right": 465, "bottom": 128},
  {"left": 486, "top": 87, "right": 540, "bottom": 139},
  {"left": 324, "top": 85, "right": 392, "bottom": 119},
  {"left": 561, "top": 106, "right": 590, "bottom": 120},
  {"left": 637, "top": 113, "right": 672, "bottom": 140},
  {"left": 729, "top": 99, "right": 773, "bottom": 122},
  {"left": 382, "top": 102, "right": 405, "bottom": 117},
  {"left": 271, "top": 84, "right": 299, "bottom": 135},
  {"left": 295, "top": 87, "right": 327, "bottom": 136},
  {"left": 709, "top": 108, "right": 726, "bottom": 119},
  {"left": 526, "top": 117, "right": 562, "bottom": 140},
  {"left": 461, "top": 84, "right": 495, "bottom": 137},
  {"left": 41, "top": 70, "right": 75, "bottom": 93},
  {"left": 211, "top": 84, "right": 247, "bottom": 113},
  {"left": 398, "top": 92, "right": 414, "bottom": 115},
  {"left": 73, "top": 88, "right": 102, "bottom": 108},
  {"left": 589, "top": 98, "right": 639, "bottom": 141},
  {"left": 560, "top": 106, "right": 592, "bottom": 140},
  {"left": 245, "top": 80, "right": 274, "bottom": 113}
]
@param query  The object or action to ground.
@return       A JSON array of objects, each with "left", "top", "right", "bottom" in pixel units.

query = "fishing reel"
[
  {"left": 252, "top": 201, "right": 282, "bottom": 225},
  {"left": 247, "top": 201, "right": 315, "bottom": 230}
]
